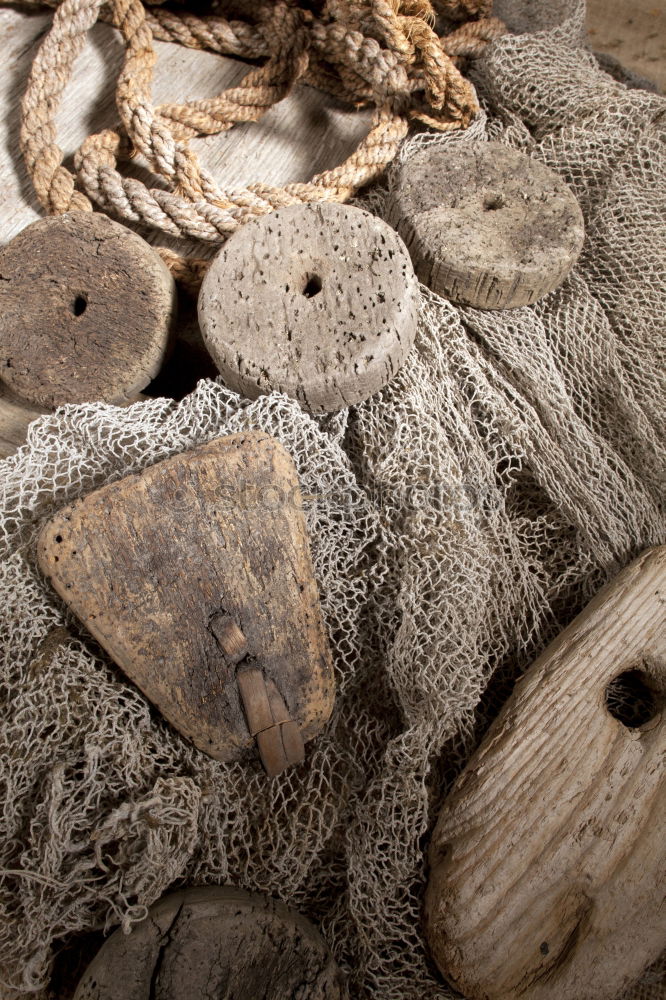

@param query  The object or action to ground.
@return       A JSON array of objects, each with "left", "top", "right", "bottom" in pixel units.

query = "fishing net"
[{"left": 1, "top": 0, "right": 664, "bottom": 997}]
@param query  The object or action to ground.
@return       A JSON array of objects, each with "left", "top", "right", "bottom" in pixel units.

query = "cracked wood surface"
[
  {"left": 73, "top": 885, "right": 347, "bottom": 999},
  {"left": 425, "top": 545, "right": 666, "bottom": 1000},
  {"left": 37, "top": 431, "right": 335, "bottom": 764}
]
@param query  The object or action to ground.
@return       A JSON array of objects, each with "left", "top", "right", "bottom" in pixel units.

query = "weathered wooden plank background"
[{"left": 1, "top": 1, "right": 663, "bottom": 243}]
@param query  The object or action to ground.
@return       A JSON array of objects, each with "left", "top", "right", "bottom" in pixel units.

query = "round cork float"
[
  {"left": 198, "top": 202, "right": 419, "bottom": 413},
  {"left": 387, "top": 142, "right": 585, "bottom": 310},
  {"left": 73, "top": 886, "right": 347, "bottom": 1000},
  {"left": 0, "top": 212, "right": 177, "bottom": 408}
]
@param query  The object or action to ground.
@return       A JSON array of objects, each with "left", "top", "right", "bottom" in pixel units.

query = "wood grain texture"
[
  {"left": 387, "top": 142, "right": 585, "bottom": 309},
  {"left": 0, "top": 380, "right": 148, "bottom": 458},
  {"left": 73, "top": 885, "right": 348, "bottom": 1000},
  {"left": 425, "top": 545, "right": 666, "bottom": 1000},
  {"left": 198, "top": 202, "right": 419, "bottom": 413},
  {"left": 587, "top": 0, "right": 665, "bottom": 92},
  {"left": 236, "top": 664, "right": 306, "bottom": 776},
  {"left": 37, "top": 431, "right": 335, "bottom": 764},
  {"left": 0, "top": 212, "right": 176, "bottom": 407}
]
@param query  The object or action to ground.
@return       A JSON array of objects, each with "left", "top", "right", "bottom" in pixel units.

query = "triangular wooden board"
[
  {"left": 425, "top": 546, "right": 666, "bottom": 1000},
  {"left": 38, "top": 432, "right": 334, "bottom": 765}
]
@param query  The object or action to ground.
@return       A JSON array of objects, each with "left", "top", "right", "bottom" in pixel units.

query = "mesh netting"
[{"left": 1, "top": 1, "right": 665, "bottom": 997}]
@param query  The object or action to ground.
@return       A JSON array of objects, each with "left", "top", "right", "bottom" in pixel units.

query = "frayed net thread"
[{"left": 1, "top": 0, "right": 665, "bottom": 996}]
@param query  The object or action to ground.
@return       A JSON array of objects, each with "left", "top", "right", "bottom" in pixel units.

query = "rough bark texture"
[
  {"left": 0, "top": 212, "right": 176, "bottom": 407},
  {"left": 0, "top": 383, "right": 47, "bottom": 455},
  {"left": 425, "top": 546, "right": 666, "bottom": 1000},
  {"left": 73, "top": 885, "right": 348, "bottom": 999},
  {"left": 198, "top": 202, "right": 419, "bottom": 414},
  {"left": 387, "top": 142, "right": 585, "bottom": 309},
  {"left": 37, "top": 431, "right": 335, "bottom": 764}
]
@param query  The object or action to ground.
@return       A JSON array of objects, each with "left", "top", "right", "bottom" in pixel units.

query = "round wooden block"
[
  {"left": 387, "top": 142, "right": 585, "bottom": 310},
  {"left": 0, "top": 213, "right": 177, "bottom": 408},
  {"left": 198, "top": 202, "right": 419, "bottom": 413},
  {"left": 73, "top": 886, "right": 347, "bottom": 1000}
]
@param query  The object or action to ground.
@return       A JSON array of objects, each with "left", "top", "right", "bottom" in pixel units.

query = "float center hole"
[
  {"left": 302, "top": 274, "right": 322, "bottom": 298},
  {"left": 72, "top": 295, "right": 88, "bottom": 317},
  {"left": 483, "top": 194, "right": 506, "bottom": 211}
]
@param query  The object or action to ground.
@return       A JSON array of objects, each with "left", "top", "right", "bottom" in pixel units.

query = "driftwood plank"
[
  {"left": 37, "top": 431, "right": 335, "bottom": 767},
  {"left": 425, "top": 545, "right": 666, "bottom": 1000}
]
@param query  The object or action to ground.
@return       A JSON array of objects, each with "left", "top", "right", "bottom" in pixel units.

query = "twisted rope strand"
[
  {"left": 20, "top": 0, "right": 102, "bottom": 212},
  {"left": 19, "top": 0, "right": 501, "bottom": 286},
  {"left": 156, "top": 5, "right": 312, "bottom": 140},
  {"left": 73, "top": 105, "right": 409, "bottom": 241}
]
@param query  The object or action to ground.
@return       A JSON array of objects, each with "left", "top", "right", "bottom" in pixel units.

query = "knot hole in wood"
[{"left": 605, "top": 659, "right": 664, "bottom": 730}]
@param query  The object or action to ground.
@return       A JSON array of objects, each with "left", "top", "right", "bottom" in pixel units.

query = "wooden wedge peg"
[
  {"left": 0, "top": 212, "right": 176, "bottom": 407},
  {"left": 265, "top": 676, "right": 292, "bottom": 725},
  {"left": 210, "top": 612, "right": 249, "bottom": 664},
  {"left": 237, "top": 666, "right": 276, "bottom": 737},
  {"left": 387, "top": 142, "right": 584, "bottom": 309},
  {"left": 37, "top": 432, "right": 334, "bottom": 767},
  {"left": 425, "top": 546, "right": 666, "bottom": 1000},
  {"left": 198, "top": 202, "right": 419, "bottom": 413},
  {"left": 255, "top": 727, "right": 288, "bottom": 778},
  {"left": 73, "top": 885, "right": 347, "bottom": 999},
  {"left": 279, "top": 721, "right": 306, "bottom": 766},
  {"left": 237, "top": 664, "right": 306, "bottom": 777}
]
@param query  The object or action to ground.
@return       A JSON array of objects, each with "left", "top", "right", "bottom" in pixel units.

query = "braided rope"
[{"left": 19, "top": 0, "right": 505, "bottom": 284}]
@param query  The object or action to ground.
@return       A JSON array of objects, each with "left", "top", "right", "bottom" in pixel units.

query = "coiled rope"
[{"left": 18, "top": 0, "right": 505, "bottom": 287}]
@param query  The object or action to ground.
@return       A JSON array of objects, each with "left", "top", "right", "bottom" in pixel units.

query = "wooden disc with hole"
[
  {"left": 425, "top": 545, "right": 666, "bottom": 1000},
  {"left": 387, "top": 142, "right": 585, "bottom": 310},
  {"left": 73, "top": 886, "right": 347, "bottom": 1000},
  {"left": 0, "top": 212, "right": 176, "bottom": 407},
  {"left": 198, "top": 202, "right": 419, "bottom": 413}
]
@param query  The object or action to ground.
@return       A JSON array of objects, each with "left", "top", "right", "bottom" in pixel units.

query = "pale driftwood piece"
[
  {"left": 387, "top": 142, "right": 585, "bottom": 309},
  {"left": 425, "top": 545, "right": 666, "bottom": 1000},
  {"left": 198, "top": 202, "right": 419, "bottom": 413},
  {"left": 0, "top": 212, "right": 176, "bottom": 407},
  {"left": 37, "top": 432, "right": 335, "bottom": 767},
  {"left": 73, "top": 885, "right": 348, "bottom": 1000}
]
